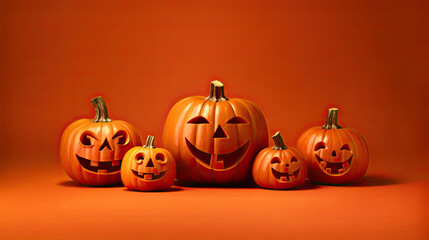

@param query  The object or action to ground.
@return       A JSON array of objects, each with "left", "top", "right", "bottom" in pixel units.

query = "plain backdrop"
[{"left": 0, "top": 1, "right": 428, "bottom": 239}]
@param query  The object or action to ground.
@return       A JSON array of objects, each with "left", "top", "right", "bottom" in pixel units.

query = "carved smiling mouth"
[
  {"left": 132, "top": 170, "right": 167, "bottom": 181},
  {"left": 271, "top": 168, "right": 300, "bottom": 182},
  {"left": 315, "top": 155, "right": 353, "bottom": 175},
  {"left": 185, "top": 138, "right": 249, "bottom": 170},
  {"left": 76, "top": 154, "right": 121, "bottom": 174}
]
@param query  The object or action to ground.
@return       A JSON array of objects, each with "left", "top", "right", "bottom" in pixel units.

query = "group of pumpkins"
[{"left": 60, "top": 80, "right": 369, "bottom": 191}]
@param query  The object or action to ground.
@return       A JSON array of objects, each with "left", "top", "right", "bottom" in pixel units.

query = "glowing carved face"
[
  {"left": 314, "top": 141, "right": 353, "bottom": 176},
  {"left": 185, "top": 115, "right": 250, "bottom": 171},
  {"left": 270, "top": 156, "right": 301, "bottom": 183},
  {"left": 252, "top": 131, "right": 307, "bottom": 190},
  {"left": 75, "top": 129, "right": 131, "bottom": 175},
  {"left": 296, "top": 108, "right": 369, "bottom": 185},
  {"left": 120, "top": 136, "right": 176, "bottom": 191},
  {"left": 162, "top": 81, "right": 269, "bottom": 184},
  {"left": 130, "top": 151, "right": 169, "bottom": 181}
]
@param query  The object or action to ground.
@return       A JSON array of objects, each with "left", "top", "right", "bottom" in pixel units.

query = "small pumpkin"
[
  {"left": 121, "top": 136, "right": 176, "bottom": 191},
  {"left": 252, "top": 132, "right": 307, "bottom": 189},
  {"left": 297, "top": 108, "right": 369, "bottom": 185},
  {"left": 60, "top": 97, "right": 142, "bottom": 186},
  {"left": 162, "top": 80, "right": 268, "bottom": 184}
]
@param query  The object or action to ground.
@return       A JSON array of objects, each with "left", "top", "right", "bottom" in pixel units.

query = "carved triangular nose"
[
  {"left": 99, "top": 139, "right": 112, "bottom": 151},
  {"left": 146, "top": 158, "right": 155, "bottom": 167},
  {"left": 213, "top": 125, "right": 227, "bottom": 138},
  {"left": 332, "top": 150, "right": 337, "bottom": 157}
]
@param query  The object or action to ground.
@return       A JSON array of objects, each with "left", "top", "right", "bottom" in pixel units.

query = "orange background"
[{"left": 0, "top": 0, "right": 428, "bottom": 239}]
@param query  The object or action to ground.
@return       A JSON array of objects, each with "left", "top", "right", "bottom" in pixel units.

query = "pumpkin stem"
[
  {"left": 206, "top": 80, "right": 229, "bottom": 102},
  {"left": 272, "top": 131, "right": 288, "bottom": 150},
  {"left": 91, "top": 96, "right": 112, "bottom": 123},
  {"left": 322, "top": 108, "right": 342, "bottom": 129},
  {"left": 143, "top": 135, "right": 156, "bottom": 148}
]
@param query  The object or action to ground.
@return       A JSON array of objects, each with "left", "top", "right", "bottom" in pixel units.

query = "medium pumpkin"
[
  {"left": 162, "top": 80, "right": 268, "bottom": 184},
  {"left": 121, "top": 136, "right": 176, "bottom": 191},
  {"left": 60, "top": 97, "right": 142, "bottom": 186},
  {"left": 252, "top": 132, "right": 307, "bottom": 189},
  {"left": 297, "top": 108, "right": 369, "bottom": 185}
]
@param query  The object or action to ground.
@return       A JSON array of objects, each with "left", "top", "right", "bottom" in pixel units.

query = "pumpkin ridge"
[
  {"left": 242, "top": 99, "right": 268, "bottom": 146},
  {"left": 227, "top": 100, "right": 241, "bottom": 183},
  {"left": 60, "top": 119, "right": 84, "bottom": 180},
  {"left": 195, "top": 100, "right": 211, "bottom": 182},
  {"left": 268, "top": 151, "right": 277, "bottom": 187},
  {"left": 76, "top": 121, "right": 95, "bottom": 185},
  {"left": 73, "top": 120, "right": 94, "bottom": 184},
  {"left": 239, "top": 99, "right": 268, "bottom": 182},
  {"left": 228, "top": 99, "right": 252, "bottom": 182},
  {"left": 187, "top": 99, "right": 207, "bottom": 182},
  {"left": 128, "top": 148, "right": 140, "bottom": 190},
  {"left": 341, "top": 129, "right": 357, "bottom": 178}
]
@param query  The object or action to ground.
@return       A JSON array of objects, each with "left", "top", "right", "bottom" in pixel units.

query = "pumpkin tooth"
[
  {"left": 325, "top": 168, "right": 332, "bottom": 174},
  {"left": 320, "top": 161, "right": 327, "bottom": 168},
  {"left": 98, "top": 169, "right": 107, "bottom": 174},
  {"left": 138, "top": 172, "right": 144, "bottom": 176},
  {"left": 280, "top": 176, "right": 288, "bottom": 181},
  {"left": 289, "top": 173, "right": 295, "bottom": 180},
  {"left": 342, "top": 161, "right": 349, "bottom": 169},
  {"left": 144, "top": 174, "right": 153, "bottom": 180},
  {"left": 111, "top": 160, "right": 120, "bottom": 166},
  {"left": 338, "top": 168, "right": 345, "bottom": 174},
  {"left": 91, "top": 161, "right": 98, "bottom": 167}
]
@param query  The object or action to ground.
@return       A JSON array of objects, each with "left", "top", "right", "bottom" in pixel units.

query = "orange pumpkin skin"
[
  {"left": 297, "top": 108, "right": 369, "bottom": 185},
  {"left": 121, "top": 136, "right": 176, "bottom": 191},
  {"left": 60, "top": 97, "right": 142, "bottom": 186},
  {"left": 253, "top": 132, "right": 307, "bottom": 189},
  {"left": 162, "top": 81, "right": 268, "bottom": 184}
]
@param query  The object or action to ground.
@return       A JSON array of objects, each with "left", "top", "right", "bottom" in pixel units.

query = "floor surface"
[{"left": 1, "top": 154, "right": 427, "bottom": 240}]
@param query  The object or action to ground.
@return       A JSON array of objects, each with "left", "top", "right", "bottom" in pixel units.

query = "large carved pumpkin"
[
  {"left": 297, "top": 108, "right": 369, "bottom": 185},
  {"left": 60, "top": 97, "right": 142, "bottom": 186},
  {"left": 162, "top": 80, "right": 268, "bottom": 184},
  {"left": 121, "top": 135, "right": 176, "bottom": 191},
  {"left": 253, "top": 132, "right": 307, "bottom": 189}
]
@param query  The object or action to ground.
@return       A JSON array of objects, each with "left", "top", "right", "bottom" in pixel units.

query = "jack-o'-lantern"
[
  {"left": 60, "top": 96, "right": 142, "bottom": 186},
  {"left": 253, "top": 132, "right": 307, "bottom": 189},
  {"left": 162, "top": 80, "right": 268, "bottom": 184},
  {"left": 297, "top": 108, "right": 369, "bottom": 185},
  {"left": 121, "top": 135, "right": 176, "bottom": 191}
]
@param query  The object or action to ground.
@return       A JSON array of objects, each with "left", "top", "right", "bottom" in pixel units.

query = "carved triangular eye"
[
  {"left": 80, "top": 131, "right": 98, "bottom": 146},
  {"left": 341, "top": 144, "right": 351, "bottom": 151},
  {"left": 187, "top": 116, "right": 209, "bottom": 124},
  {"left": 314, "top": 142, "right": 326, "bottom": 151},
  {"left": 270, "top": 157, "right": 280, "bottom": 164},
  {"left": 112, "top": 130, "right": 127, "bottom": 145},
  {"left": 227, "top": 117, "right": 247, "bottom": 124}
]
